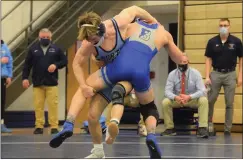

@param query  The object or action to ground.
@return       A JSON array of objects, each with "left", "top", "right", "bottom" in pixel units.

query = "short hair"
[
  {"left": 39, "top": 28, "right": 52, "bottom": 37},
  {"left": 77, "top": 11, "right": 101, "bottom": 40},
  {"left": 219, "top": 18, "right": 230, "bottom": 24}
]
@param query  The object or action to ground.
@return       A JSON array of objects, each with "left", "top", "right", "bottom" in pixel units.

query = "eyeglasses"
[{"left": 219, "top": 25, "right": 229, "bottom": 27}]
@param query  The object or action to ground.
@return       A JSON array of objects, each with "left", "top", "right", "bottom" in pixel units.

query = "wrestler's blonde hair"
[{"left": 77, "top": 12, "right": 101, "bottom": 40}]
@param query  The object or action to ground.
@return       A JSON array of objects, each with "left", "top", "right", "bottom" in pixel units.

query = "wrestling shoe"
[
  {"left": 105, "top": 121, "right": 119, "bottom": 144},
  {"left": 85, "top": 148, "right": 105, "bottom": 159},
  {"left": 146, "top": 133, "right": 162, "bottom": 159},
  {"left": 49, "top": 121, "right": 73, "bottom": 148}
]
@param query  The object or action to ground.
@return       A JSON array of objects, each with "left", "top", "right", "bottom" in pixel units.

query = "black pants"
[{"left": 1, "top": 78, "right": 6, "bottom": 120}]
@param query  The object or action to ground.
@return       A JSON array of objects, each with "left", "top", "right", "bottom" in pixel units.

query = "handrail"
[
  {"left": 52, "top": 1, "right": 90, "bottom": 37},
  {"left": 7, "top": 1, "right": 58, "bottom": 46},
  {"left": 53, "top": 1, "right": 99, "bottom": 43},
  {"left": 11, "top": 0, "right": 110, "bottom": 84},
  {"left": 1, "top": 0, "right": 25, "bottom": 21},
  {"left": 12, "top": 0, "right": 93, "bottom": 75},
  {"left": 12, "top": 1, "right": 68, "bottom": 61},
  {"left": 12, "top": 1, "right": 77, "bottom": 63}
]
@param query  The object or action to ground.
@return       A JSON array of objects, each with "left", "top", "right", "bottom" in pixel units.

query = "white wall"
[
  {"left": 1, "top": 1, "right": 64, "bottom": 49},
  {"left": 6, "top": 55, "right": 67, "bottom": 121}
]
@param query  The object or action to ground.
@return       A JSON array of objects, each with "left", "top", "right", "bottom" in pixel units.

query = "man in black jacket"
[{"left": 22, "top": 28, "right": 67, "bottom": 134}]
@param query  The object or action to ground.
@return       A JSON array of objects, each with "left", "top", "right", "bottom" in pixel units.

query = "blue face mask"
[
  {"left": 219, "top": 27, "right": 228, "bottom": 36},
  {"left": 40, "top": 38, "right": 50, "bottom": 46}
]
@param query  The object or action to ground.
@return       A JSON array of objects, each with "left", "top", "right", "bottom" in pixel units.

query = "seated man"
[
  {"left": 161, "top": 55, "right": 209, "bottom": 138},
  {"left": 104, "top": 89, "right": 147, "bottom": 136}
]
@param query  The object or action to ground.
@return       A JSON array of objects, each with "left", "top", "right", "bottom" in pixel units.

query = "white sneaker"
[
  {"left": 85, "top": 148, "right": 105, "bottom": 159},
  {"left": 138, "top": 124, "right": 147, "bottom": 136}
]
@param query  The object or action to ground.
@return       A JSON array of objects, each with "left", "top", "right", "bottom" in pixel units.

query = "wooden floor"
[{"left": 1, "top": 126, "right": 242, "bottom": 159}]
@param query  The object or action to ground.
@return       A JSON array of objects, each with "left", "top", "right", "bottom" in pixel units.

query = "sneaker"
[
  {"left": 85, "top": 148, "right": 105, "bottom": 159},
  {"left": 105, "top": 122, "right": 119, "bottom": 144},
  {"left": 224, "top": 131, "right": 231, "bottom": 136},
  {"left": 197, "top": 127, "right": 208, "bottom": 138},
  {"left": 49, "top": 121, "right": 73, "bottom": 148},
  {"left": 138, "top": 124, "right": 147, "bottom": 137},
  {"left": 51, "top": 128, "right": 59, "bottom": 134},
  {"left": 1, "top": 124, "right": 12, "bottom": 133},
  {"left": 146, "top": 133, "right": 162, "bottom": 159},
  {"left": 33, "top": 128, "right": 43, "bottom": 134},
  {"left": 160, "top": 128, "right": 176, "bottom": 136}
]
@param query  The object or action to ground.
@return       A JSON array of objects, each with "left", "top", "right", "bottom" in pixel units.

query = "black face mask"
[
  {"left": 1, "top": 40, "right": 4, "bottom": 44},
  {"left": 40, "top": 38, "right": 50, "bottom": 46},
  {"left": 178, "top": 64, "right": 188, "bottom": 72}
]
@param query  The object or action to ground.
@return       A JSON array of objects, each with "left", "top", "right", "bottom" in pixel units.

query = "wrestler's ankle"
[
  {"left": 147, "top": 127, "right": 156, "bottom": 134},
  {"left": 94, "top": 143, "right": 103, "bottom": 149},
  {"left": 110, "top": 118, "right": 120, "bottom": 125},
  {"left": 66, "top": 114, "right": 75, "bottom": 124}
]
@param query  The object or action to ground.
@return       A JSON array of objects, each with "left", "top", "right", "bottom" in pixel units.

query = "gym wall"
[
  {"left": 179, "top": 0, "right": 242, "bottom": 124},
  {"left": 1, "top": 1, "right": 64, "bottom": 49}
]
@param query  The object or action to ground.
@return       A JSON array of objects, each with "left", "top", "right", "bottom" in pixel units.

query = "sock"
[
  {"left": 110, "top": 118, "right": 120, "bottom": 125},
  {"left": 94, "top": 143, "right": 103, "bottom": 149},
  {"left": 1, "top": 119, "right": 4, "bottom": 124}
]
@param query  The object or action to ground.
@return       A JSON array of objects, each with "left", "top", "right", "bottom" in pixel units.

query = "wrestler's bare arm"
[
  {"left": 73, "top": 41, "right": 94, "bottom": 87},
  {"left": 164, "top": 30, "right": 184, "bottom": 64},
  {"left": 113, "top": 5, "right": 157, "bottom": 29}
]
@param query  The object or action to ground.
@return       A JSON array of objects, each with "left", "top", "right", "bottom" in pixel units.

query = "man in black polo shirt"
[
  {"left": 22, "top": 28, "right": 67, "bottom": 134},
  {"left": 205, "top": 18, "right": 242, "bottom": 135}
]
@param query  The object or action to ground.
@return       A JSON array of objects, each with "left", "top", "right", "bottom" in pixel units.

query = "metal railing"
[
  {"left": 11, "top": 0, "right": 97, "bottom": 83},
  {"left": 1, "top": 0, "right": 25, "bottom": 21},
  {"left": 12, "top": 1, "right": 69, "bottom": 64},
  {"left": 7, "top": 1, "right": 60, "bottom": 47}
]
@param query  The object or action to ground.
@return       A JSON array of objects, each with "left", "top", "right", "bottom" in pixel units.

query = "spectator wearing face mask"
[
  {"left": 22, "top": 28, "right": 67, "bottom": 134},
  {"left": 161, "top": 55, "right": 209, "bottom": 138},
  {"left": 205, "top": 18, "right": 243, "bottom": 136},
  {"left": 1, "top": 39, "right": 13, "bottom": 133}
]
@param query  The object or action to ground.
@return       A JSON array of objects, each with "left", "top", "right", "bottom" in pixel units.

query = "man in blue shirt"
[
  {"left": 161, "top": 55, "right": 209, "bottom": 138},
  {"left": 1, "top": 39, "right": 13, "bottom": 133}
]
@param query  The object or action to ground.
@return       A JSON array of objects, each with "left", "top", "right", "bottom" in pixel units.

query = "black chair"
[{"left": 173, "top": 107, "right": 199, "bottom": 135}]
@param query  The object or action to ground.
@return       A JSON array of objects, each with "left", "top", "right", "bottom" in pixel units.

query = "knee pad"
[
  {"left": 140, "top": 101, "right": 159, "bottom": 124},
  {"left": 111, "top": 83, "right": 126, "bottom": 105}
]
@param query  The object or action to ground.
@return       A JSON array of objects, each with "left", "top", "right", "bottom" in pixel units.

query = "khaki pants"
[
  {"left": 162, "top": 97, "right": 208, "bottom": 129},
  {"left": 105, "top": 95, "right": 145, "bottom": 126},
  {"left": 33, "top": 86, "right": 58, "bottom": 129}
]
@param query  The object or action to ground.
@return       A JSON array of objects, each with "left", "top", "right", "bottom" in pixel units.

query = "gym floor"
[{"left": 1, "top": 125, "right": 242, "bottom": 159}]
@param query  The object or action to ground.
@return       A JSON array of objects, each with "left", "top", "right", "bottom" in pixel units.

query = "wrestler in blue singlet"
[
  {"left": 101, "top": 19, "right": 158, "bottom": 92},
  {"left": 95, "top": 18, "right": 125, "bottom": 102}
]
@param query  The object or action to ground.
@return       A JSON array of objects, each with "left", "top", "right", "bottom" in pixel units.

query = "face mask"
[
  {"left": 1, "top": 40, "right": 4, "bottom": 44},
  {"left": 219, "top": 27, "right": 228, "bottom": 36},
  {"left": 178, "top": 64, "right": 188, "bottom": 72},
  {"left": 40, "top": 38, "right": 50, "bottom": 46},
  {"left": 94, "top": 36, "right": 104, "bottom": 47}
]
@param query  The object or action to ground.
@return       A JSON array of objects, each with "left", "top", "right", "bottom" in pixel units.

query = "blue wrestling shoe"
[
  {"left": 49, "top": 121, "right": 73, "bottom": 148},
  {"left": 146, "top": 133, "right": 162, "bottom": 159}
]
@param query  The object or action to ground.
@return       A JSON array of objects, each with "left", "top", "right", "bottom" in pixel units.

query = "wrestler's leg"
[
  {"left": 106, "top": 81, "right": 132, "bottom": 144},
  {"left": 135, "top": 87, "right": 157, "bottom": 134},
  {"left": 85, "top": 93, "right": 109, "bottom": 158},
  {"left": 49, "top": 69, "right": 106, "bottom": 148},
  {"left": 67, "top": 69, "right": 107, "bottom": 119},
  {"left": 135, "top": 87, "right": 162, "bottom": 159}
]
